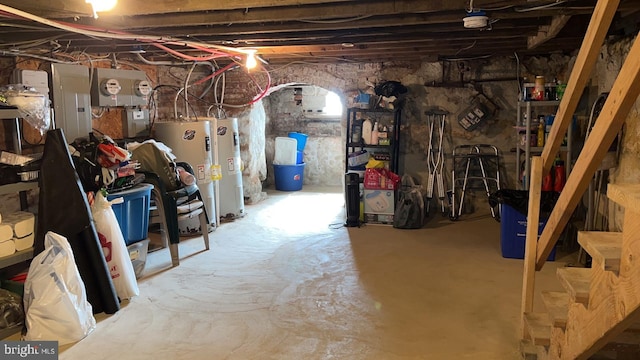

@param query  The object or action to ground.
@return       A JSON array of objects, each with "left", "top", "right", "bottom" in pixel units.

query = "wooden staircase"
[
  {"left": 519, "top": 0, "right": 640, "bottom": 358},
  {"left": 523, "top": 186, "right": 640, "bottom": 358}
]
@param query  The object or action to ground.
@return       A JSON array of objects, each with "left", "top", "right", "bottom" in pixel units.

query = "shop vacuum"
[{"left": 345, "top": 173, "right": 361, "bottom": 227}]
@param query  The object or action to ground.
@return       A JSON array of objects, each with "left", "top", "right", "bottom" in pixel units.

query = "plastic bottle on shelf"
[
  {"left": 371, "top": 121, "right": 379, "bottom": 145},
  {"left": 533, "top": 76, "right": 545, "bottom": 101},
  {"left": 351, "top": 119, "right": 362, "bottom": 143},
  {"left": 556, "top": 81, "right": 566, "bottom": 100},
  {"left": 537, "top": 118, "right": 545, "bottom": 147},
  {"left": 542, "top": 172, "right": 554, "bottom": 191},
  {"left": 362, "top": 118, "right": 373, "bottom": 145},
  {"left": 554, "top": 158, "right": 566, "bottom": 192},
  {"left": 545, "top": 115, "right": 554, "bottom": 143}
]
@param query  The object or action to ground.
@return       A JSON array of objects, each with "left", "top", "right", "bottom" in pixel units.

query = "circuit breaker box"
[{"left": 50, "top": 63, "right": 92, "bottom": 143}]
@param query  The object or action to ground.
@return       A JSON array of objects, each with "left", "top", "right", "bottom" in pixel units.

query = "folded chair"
[{"left": 140, "top": 162, "right": 210, "bottom": 266}]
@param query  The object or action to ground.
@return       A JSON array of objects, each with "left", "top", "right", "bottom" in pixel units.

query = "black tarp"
[{"left": 34, "top": 129, "right": 120, "bottom": 315}]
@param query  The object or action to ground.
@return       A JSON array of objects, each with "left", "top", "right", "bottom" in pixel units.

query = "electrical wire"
[
  {"left": 0, "top": 49, "right": 78, "bottom": 63},
  {"left": 0, "top": 4, "right": 272, "bottom": 113},
  {"left": 454, "top": 40, "right": 478, "bottom": 56},
  {"left": 184, "top": 62, "right": 197, "bottom": 118},
  {"left": 0, "top": 4, "right": 255, "bottom": 57}
]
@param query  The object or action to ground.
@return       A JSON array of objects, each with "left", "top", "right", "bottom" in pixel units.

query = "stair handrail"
[{"left": 519, "top": 0, "right": 621, "bottom": 341}]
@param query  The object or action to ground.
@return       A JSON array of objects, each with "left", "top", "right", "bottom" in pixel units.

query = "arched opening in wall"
[{"left": 263, "top": 84, "right": 345, "bottom": 194}]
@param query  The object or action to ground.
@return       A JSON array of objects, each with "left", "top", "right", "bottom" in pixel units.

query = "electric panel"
[
  {"left": 90, "top": 68, "right": 151, "bottom": 107},
  {"left": 122, "top": 108, "right": 150, "bottom": 138},
  {"left": 49, "top": 63, "right": 92, "bottom": 143},
  {"left": 11, "top": 69, "right": 49, "bottom": 95}
]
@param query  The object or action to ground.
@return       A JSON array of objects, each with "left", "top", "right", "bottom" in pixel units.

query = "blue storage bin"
[
  {"left": 288, "top": 132, "right": 308, "bottom": 151},
  {"left": 107, "top": 183, "right": 153, "bottom": 245},
  {"left": 500, "top": 204, "right": 556, "bottom": 261},
  {"left": 274, "top": 163, "right": 305, "bottom": 191}
]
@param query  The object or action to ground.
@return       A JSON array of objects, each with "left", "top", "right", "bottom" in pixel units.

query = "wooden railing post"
[{"left": 521, "top": 156, "right": 543, "bottom": 338}]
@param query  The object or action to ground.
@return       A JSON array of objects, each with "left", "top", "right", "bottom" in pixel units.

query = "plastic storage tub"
[
  {"left": 107, "top": 183, "right": 153, "bottom": 245},
  {"left": 288, "top": 132, "right": 308, "bottom": 151},
  {"left": 274, "top": 137, "right": 297, "bottom": 165},
  {"left": 273, "top": 163, "right": 305, "bottom": 191},
  {"left": 500, "top": 204, "right": 555, "bottom": 260},
  {"left": 127, "top": 239, "right": 149, "bottom": 279}
]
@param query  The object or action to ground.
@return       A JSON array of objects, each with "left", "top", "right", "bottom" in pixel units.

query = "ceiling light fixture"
[
  {"left": 86, "top": 0, "right": 117, "bottom": 19},
  {"left": 245, "top": 49, "right": 258, "bottom": 70}
]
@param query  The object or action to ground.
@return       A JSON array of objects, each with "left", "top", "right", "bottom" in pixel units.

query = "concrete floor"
[{"left": 51, "top": 186, "right": 568, "bottom": 360}]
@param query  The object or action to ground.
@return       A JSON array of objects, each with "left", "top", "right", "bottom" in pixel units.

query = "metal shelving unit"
[
  {"left": 345, "top": 107, "right": 401, "bottom": 177},
  {"left": 516, "top": 100, "right": 572, "bottom": 190},
  {"left": 0, "top": 107, "right": 36, "bottom": 339}
]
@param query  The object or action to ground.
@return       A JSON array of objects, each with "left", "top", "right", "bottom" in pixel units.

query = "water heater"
[
  {"left": 154, "top": 121, "right": 217, "bottom": 231},
  {"left": 215, "top": 118, "right": 245, "bottom": 219}
]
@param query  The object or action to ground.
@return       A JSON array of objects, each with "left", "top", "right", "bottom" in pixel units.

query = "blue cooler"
[{"left": 107, "top": 183, "right": 153, "bottom": 245}]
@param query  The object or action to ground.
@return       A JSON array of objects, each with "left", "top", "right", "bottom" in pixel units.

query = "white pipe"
[{"left": 184, "top": 63, "right": 197, "bottom": 119}]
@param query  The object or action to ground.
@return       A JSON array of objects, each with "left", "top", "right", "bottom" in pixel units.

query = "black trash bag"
[
  {"left": 393, "top": 175, "right": 425, "bottom": 229},
  {"left": 488, "top": 190, "right": 559, "bottom": 217},
  {"left": 374, "top": 81, "right": 408, "bottom": 97}
]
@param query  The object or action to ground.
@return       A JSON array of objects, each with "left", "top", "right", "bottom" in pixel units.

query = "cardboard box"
[
  {"left": 364, "top": 189, "right": 395, "bottom": 225},
  {"left": 364, "top": 213, "right": 394, "bottom": 225}
]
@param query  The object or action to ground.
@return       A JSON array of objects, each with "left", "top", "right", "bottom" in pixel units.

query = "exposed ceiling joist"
[
  {"left": 528, "top": 15, "right": 572, "bottom": 49},
  {"left": 0, "top": 0, "right": 637, "bottom": 64}
]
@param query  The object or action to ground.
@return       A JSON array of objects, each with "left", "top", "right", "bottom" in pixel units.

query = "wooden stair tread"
[
  {"left": 607, "top": 183, "right": 640, "bottom": 214},
  {"left": 557, "top": 267, "right": 591, "bottom": 306},
  {"left": 541, "top": 291, "right": 569, "bottom": 329},
  {"left": 519, "top": 339, "right": 539, "bottom": 360},
  {"left": 524, "top": 312, "right": 551, "bottom": 347},
  {"left": 577, "top": 231, "right": 622, "bottom": 274}
]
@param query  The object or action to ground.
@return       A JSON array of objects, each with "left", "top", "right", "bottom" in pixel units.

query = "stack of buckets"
[{"left": 274, "top": 132, "right": 308, "bottom": 191}]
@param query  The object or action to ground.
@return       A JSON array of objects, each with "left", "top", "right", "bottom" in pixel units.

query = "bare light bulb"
[
  {"left": 245, "top": 51, "right": 258, "bottom": 70},
  {"left": 86, "top": 0, "right": 117, "bottom": 18}
]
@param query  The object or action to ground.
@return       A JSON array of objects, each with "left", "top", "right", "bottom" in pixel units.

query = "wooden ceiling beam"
[
  {"left": 3, "top": 0, "right": 475, "bottom": 18},
  {"left": 86, "top": 1, "right": 574, "bottom": 30},
  {"left": 142, "top": 18, "right": 541, "bottom": 39},
  {"left": 38, "top": 27, "right": 538, "bottom": 53},
  {"left": 528, "top": 15, "right": 572, "bottom": 49}
]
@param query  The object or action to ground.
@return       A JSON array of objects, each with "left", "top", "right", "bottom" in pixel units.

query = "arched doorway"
[{"left": 262, "top": 84, "right": 345, "bottom": 189}]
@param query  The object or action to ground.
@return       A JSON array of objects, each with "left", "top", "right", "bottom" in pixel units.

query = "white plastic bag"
[
  {"left": 23, "top": 231, "right": 96, "bottom": 345},
  {"left": 91, "top": 192, "right": 140, "bottom": 300}
]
